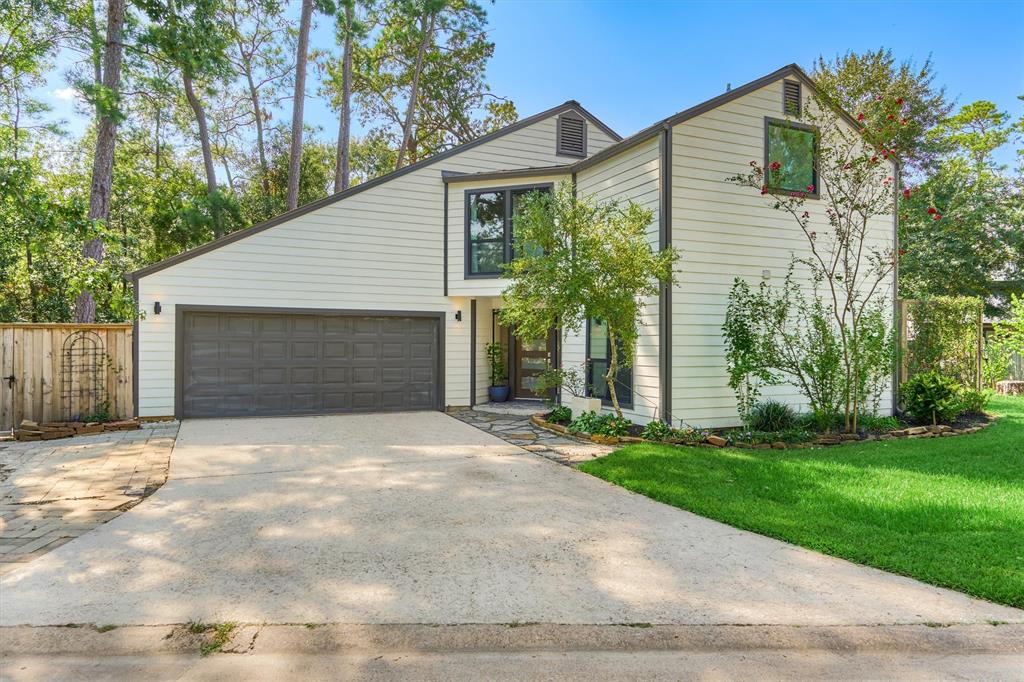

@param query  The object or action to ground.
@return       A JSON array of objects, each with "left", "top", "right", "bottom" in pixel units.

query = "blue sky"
[{"left": 42, "top": 0, "right": 1024, "bottom": 167}]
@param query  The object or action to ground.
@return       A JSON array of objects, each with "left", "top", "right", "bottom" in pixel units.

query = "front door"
[{"left": 512, "top": 332, "right": 554, "bottom": 400}]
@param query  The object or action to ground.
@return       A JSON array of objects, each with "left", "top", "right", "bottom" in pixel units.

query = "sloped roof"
[{"left": 131, "top": 101, "right": 620, "bottom": 280}]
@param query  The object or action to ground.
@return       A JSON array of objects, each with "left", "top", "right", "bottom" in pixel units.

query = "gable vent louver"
[
  {"left": 784, "top": 80, "right": 802, "bottom": 117},
  {"left": 556, "top": 114, "right": 587, "bottom": 157}
]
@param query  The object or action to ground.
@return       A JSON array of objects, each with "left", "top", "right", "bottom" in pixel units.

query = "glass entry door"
[{"left": 513, "top": 334, "right": 552, "bottom": 400}]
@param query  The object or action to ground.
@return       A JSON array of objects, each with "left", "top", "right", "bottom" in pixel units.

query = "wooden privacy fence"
[{"left": 0, "top": 324, "right": 134, "bottom": 432}]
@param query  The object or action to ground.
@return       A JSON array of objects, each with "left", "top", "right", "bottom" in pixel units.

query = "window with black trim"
[
  {"left": 466, "top": 184, "right": 550, "bottom": 277},
  {"left": 586, "top": 318, "right": 633, "bottom": 409},
  {"left": 765, "top": 118, "right": 818, "bottom": 196}
]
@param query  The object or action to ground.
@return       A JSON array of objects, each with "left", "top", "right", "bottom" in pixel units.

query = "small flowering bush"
[{"left": 725, "top": 92, "right": 907, "bottom": 433}]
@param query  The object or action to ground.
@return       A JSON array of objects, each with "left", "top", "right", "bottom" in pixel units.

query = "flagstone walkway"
[
  {"left": 0, "top": 422, "right": 178, "bottom": 574},
  {"left": 450, "top": 409, "right": 612, "bottom": 465}
]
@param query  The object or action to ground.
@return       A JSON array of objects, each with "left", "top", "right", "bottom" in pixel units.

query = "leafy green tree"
[
  {"left": 356, "top": 0, "right": 516, "bottom": 168},
  {"left": 0, "top": 153, "right": 84, "bottom": 322},
  {"left": 0, "top": 0, "right": 64, "bottom": 156},
  {"left": 900, "top": 101, "right": 1023, "bottom": 313},
  {"left": 286, "top": 0, "right": 335, "bottom": 209},
  {"left": 138, "top": 0, "right": 241, "bottom": 237},
  {"left": 812, "top": 48, "right": 951, "bottom": 173},
  {"left": 499, "top": 183, "right": 679, "bottom": 418},
  {"left": 319, "top": 0, "right": 376, "bottom": 191},
  {"left": 224, "top": 0, "right": 293, "bottom": 202},
  {"left": 239, "top": 133, "right": 334, "bottom": 224},
  {"left": 73, "top": 0, "right": 127, "bottom": 321}
]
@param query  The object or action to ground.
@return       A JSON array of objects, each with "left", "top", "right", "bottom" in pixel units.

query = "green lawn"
[{"left": 578, "top": 396, "right": 1024, "bottom": 609}]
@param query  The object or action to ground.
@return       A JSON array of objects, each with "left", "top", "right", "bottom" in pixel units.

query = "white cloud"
[{"left": 52, "top": 87, "right": 78, "bottom": 101}]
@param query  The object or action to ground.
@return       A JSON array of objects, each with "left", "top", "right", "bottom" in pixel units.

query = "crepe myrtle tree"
[
  {"left": 499, "top": 182, "right": 679, "bottom": 418},
  {"left": 727, "top": 93, "right": 914, "bottom": 432}
]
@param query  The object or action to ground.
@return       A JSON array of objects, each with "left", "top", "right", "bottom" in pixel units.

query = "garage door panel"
[
  {"left": 259, "top": 341, "right": 288, "bottom": 360},
  {"left": 323, "top": 341, "right": 349, "bottom": 359},
  {"left": 182, "top": 311, "right": 439, "bottom": 418},
  {"left": 258, "top": 316, "right": 289, "bottom": 334},
  {"left": 323, "top": 367, "right": 350, "bottom": 384},
  {"left": 225, "top": 342, "right": 255, "bottom": 360}
]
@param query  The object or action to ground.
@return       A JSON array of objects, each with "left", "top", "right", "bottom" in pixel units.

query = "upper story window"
[
  {"left": 465, "top": 184, "right": 551, "bottom": 277},
  {"left": 765, "top": 117, "right": 818, "bottom": 197},
  {"left": 556, "top": 113, "right": 587, "bottom": 157}
]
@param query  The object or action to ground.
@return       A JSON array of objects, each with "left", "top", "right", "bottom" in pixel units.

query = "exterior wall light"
[
  {"left": 154, "top": 301, "right": 162, "bottom": 315},
  {"left": 455, "top": 310, "right": 462, "bottom": 321}
]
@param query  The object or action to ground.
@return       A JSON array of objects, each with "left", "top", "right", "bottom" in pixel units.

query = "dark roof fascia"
[
  {"left": 130, "top": 100, "right": 621, "bottom": 281},
  {"left": 566, "top": 100, "right": 623, "bottom": 142},
  {"left": 441, "top": 166, "right": 572, "bottom": 184},
  {"left": 571, "top": 63, "right": 864, "bottom": 175}
]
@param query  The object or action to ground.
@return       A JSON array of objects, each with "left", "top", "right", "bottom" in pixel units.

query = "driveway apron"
[{"left": 1, "top": 412, "right": 1020, "bottom": 626}]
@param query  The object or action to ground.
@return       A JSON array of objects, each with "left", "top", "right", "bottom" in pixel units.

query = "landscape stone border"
[
  {"left": 530, "top": 414, "right": 996, "bottom": 451},
  {"left": 13, "top": 419, "right": 141, "bottom": 442}
]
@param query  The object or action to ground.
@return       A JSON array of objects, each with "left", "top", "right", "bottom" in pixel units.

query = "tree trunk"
[
  {"left": 605, "top": 328, "right": 623, "bottom": 418},
  {"left": 25, "top": 242, "right": 38, "bottom": 323},
  {"left": 182, "top": 71, "right": 222, "bottom": 237},
  {"left": 334, "top": 1, "right": 354, "bottom": 193},
  {"left": 395, "top": 10, "right": 435, "bottom": 170},
  {"left": 74, "top": 0, "right": 126, "bottom": 323},
  {"left": 241, "top": 61, "right": 270, "bottom": 198},
  {"left": 287, "top": 0, "right": 314, "bottom": 211}
]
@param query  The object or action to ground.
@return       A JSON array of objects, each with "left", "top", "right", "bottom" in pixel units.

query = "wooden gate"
[{"left": 0, "top": 324, "right": 134, "bottom": 432}]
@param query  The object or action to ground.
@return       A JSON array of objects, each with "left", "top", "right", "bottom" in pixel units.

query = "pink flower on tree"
[
  {"left": 903, "top": 188, "right": 912, "bottom": 199},
  {"left": 927, "top": 207, "right": 937, "bottom": 215},
  {"left": 806, "top": 184, "right": 815, "bottom": 192}
]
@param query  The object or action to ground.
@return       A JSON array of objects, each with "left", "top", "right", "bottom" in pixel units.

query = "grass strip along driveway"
[{"left": 579, "top": 396, "right": 1024, "bottom": 609}]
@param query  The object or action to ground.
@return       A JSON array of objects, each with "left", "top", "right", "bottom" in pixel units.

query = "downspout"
[
  {"left": 659, "top": 123, "right": 673, "bottom": 424},
  {"left": 470, "top": 299, "right": 477, "bottom": 407},
  {"left": 892, "top": 160, "right": 901, "bottom": 416},
  {"left": 132, "top": 276, "right": 140, "bottom": 419}
]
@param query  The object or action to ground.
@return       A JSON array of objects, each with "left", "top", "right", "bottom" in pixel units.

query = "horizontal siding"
[
  {"left": 565, "top": 137, "right": 662, "bottom": 424},
  {"left": 138, "top": 109, "right": 619, "bottom": 417},
  {"left": 670, "top": 80, "right": 895, "bottom": 429}
]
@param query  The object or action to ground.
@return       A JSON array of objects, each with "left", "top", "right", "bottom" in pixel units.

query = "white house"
[{"left": 130, "top": 64, "right": 896, "bottom": 428}]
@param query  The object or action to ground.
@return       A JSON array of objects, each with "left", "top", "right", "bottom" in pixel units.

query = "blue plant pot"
[{"left": 488, "top": 385, "right": 510, "bottom": 402}]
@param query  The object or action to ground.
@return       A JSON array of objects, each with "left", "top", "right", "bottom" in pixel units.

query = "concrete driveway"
[{"left": 1, "top": 412, "right": 1020, "bottom": 627}]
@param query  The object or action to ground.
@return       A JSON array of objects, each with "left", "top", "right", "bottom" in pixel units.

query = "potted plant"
[{"left": 485, "top": 341, "right": 510, "bottom": 402}]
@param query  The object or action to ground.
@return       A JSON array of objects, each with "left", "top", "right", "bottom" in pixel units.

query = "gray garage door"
[{"left": 180, "top": 310, "right": 440, "bottom": 418}]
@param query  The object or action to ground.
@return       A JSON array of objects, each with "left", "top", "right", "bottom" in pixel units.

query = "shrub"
[
  {"left": 593, "top": 414, "right": 632, "bottom": 437},
  {"left": 568, "top": 411, "right": 602, "bottom": 434},
  {"left": 547, "top": 405, "right": 572, "bottom": 424},
  {"left": 858, "top": 414, "right": 901, "bottom": 433},
  {"left": 902, "top": 371, "right": 962, "bottom": 425},
  {"left": 675, "top": 427, "right": 707, "bottom": 444},
  {"left": 748, "top": 400, "right": 797, "bottom": 432},
  {"left": 641, "top": 420, "right": 674, "bottom": 441},
  {"left": 958, "top": 388, "right": 991, "bottom": 416}
]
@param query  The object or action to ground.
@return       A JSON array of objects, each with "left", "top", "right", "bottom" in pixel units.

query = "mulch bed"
[{"left": 531, "top": 412, "right": 995, "bottom": 450}]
